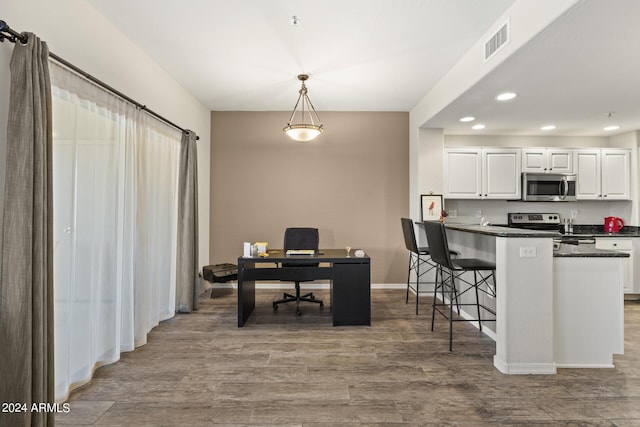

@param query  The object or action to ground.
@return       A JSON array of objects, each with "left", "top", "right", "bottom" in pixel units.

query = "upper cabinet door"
[
  {"left": 575, "top": 148, "right": 630, "bottom": 200},
  {"left": 483, "top": 148, "right": 521, "bottom": 199},
  {"left": 522, "top": 148, "right": 572, "bottom": 173},
  {"left": 521, "top": 148, "right": 546, "bottom": 172},
  {"left": 443, "top": 148, "right": 521, "bottom": 200},
  {"left": 547, "top": 149, "right": 573, "bottom": 173},
  {"left": 601, "top": 149, "right": 630, "bottom": 200},
  {"left": 575, "top": 149, "right": 601, "bottom": 200},
  {"left": 443, "top": 148, "right": 482, "bottom": 199}
]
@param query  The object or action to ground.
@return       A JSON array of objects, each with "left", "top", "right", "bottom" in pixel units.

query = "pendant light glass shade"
[{"left": 283, "top": 74, "right": 323, "bottom": 142}]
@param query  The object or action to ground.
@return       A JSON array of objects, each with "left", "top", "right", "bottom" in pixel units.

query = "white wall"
[
  {"left": 0, "top": 0, "right": 211, "bottom": 268},
  {"left": 444, "top": 134, "right": 608, "bottom": 148}
]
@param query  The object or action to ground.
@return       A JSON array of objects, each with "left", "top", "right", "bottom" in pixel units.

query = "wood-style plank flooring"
[{"left": 57, "top": 288, "right": 640, "bottom": 426}]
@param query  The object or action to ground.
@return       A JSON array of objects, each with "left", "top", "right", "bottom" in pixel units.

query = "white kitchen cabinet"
[
  {"left": 595, "top": 238, "right": 634, "bottom": 293},
  {"left": 574, "top": 148, "right": 630, "bottom": 200},
  {"left": 443, "top": 148, "right": 482, "bottom": 199},
  {"left": 632, "top": 239, "right": 640, "bottom": 295},
  {"left": 602, "top": 149, "right": 631, "bottom": 200},
  {"left": 554, "top": 256, "right": 624, "bottom": 367},
  {"left": 483, "top": 148, "right": 521, "bottom": 199},
  {"left": 522, "top": 148, "right": 573, "bottom": 173},
  {"left": 444, "top": 148, "right": 520, "bottom": 199}
]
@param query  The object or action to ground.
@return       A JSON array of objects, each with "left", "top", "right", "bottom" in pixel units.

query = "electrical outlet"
[
  {"left": 571, "top": 209, "right": 579, "bottom": 219},
  {"left": 519, "top": 247, "right": 537, "bottom": 258},
  {"left": 475, "top": 209, "right": 483, "bottom": 218},
  {"left": 448, "top": 209, "right": 457, "bottom": 218}
]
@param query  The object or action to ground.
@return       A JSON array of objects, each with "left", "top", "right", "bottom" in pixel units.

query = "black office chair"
[
  {"left": 423, "top": 221, "right": 496, "bottom": 351},
  {"left": 401, "top": 218, "right": 457, "bottom": 315},
  {"left": 272, "top": 227, "right": 324, "bottom": 315}
]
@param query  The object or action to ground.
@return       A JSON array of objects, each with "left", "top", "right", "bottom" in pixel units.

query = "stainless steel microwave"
[{"left": 521, "top": 173, "right": 577, "bottom": 202}]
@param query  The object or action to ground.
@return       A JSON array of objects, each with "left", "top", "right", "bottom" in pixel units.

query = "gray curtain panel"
[
  {"left": 0, "top": 34, "right": 55, "bottom": 426},
  {"left": 176, "top": 130, "right": 199, "bottom": 312}
]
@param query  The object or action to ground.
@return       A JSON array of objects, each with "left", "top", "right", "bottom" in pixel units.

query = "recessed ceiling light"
[
  {"left": 496, "top": 92, "right": 517, "bottom": 101},
  {"left": 472, "top": 124, "right": 486, "bottom": 130},
  {"left": 460, "top": 116, "right": 475, "bottom": 122},
  {"left": 604, "top": 125, "right": 620, "bottom": 131},
  {"left": 541, "top": 125, "right": 556, "bottom": 131}
]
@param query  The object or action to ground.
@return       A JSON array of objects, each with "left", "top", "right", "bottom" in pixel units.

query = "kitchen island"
[{"left": 440, "top": 223, "right": 626, "bottom": 374}]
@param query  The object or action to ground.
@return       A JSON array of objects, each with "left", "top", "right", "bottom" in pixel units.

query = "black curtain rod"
[{"left": 0, "top": 19, "right": 198, "bottom": 140}]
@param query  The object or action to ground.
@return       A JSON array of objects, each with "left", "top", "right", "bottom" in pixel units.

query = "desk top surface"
[{"left": 238, "top": 248, "right": 370, "bottom": 263}]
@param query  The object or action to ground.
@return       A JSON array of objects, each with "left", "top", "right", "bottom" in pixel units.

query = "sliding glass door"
[{"left": 50, "top": 62, "right": 180, "bottom": 402}]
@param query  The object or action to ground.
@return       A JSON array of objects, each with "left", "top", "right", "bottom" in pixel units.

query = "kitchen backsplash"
[{"left": 443, "top": 199, "right": 634, "bottom": 226}]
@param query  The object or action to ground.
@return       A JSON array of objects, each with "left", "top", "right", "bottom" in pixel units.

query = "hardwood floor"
[{"left": 58, "top": 288, "right": 640, "bottom": 426}]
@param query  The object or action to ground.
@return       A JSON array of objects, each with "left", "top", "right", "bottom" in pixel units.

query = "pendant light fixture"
[{"left": 283, "top": 74, "right": 323, "bottom": 142}]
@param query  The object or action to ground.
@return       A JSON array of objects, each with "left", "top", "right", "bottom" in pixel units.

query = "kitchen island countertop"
[
  {"left": 553, "top": 243, "right": 630, "bottom": 258},
  {"left": 441, "top": 222, "right": 561, "bottom": 238}
]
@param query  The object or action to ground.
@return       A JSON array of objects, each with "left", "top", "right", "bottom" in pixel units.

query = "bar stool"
[
  {"left": 423, "top": 221, "right": 496, "bottom": 351},
  {"left": 401, "top": 218, "right": 458, "bottom": 314}
]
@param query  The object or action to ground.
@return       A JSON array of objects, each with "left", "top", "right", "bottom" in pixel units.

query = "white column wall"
[{"left": 494, "top": 237, "right": 555, "bottom": 374}]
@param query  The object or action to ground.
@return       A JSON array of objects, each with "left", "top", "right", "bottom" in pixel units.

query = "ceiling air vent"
[{"left": 484, "top": 19, "right": 510, "bottom": 62}]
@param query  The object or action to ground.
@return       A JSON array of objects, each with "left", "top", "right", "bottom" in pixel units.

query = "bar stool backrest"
[
  {"left": 423, "top": 221, "right": 455, "bottom": 270},
  {"left": 401, "top": 218, "right": 420, "bottom": 254}
]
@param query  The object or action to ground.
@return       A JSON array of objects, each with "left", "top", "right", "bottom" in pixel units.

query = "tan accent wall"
[{"left": 210, "top": 111, "right": 409, "bottom": 284}]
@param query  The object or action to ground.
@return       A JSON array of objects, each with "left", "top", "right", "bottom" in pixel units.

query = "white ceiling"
[
  {"left": 85, "top": 0, "right": 640, "bottom": 137},
  {"left": 426, "top": 0, "right": 640, "bottom": 136}
]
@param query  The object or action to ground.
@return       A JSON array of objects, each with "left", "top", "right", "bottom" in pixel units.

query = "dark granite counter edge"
[
  {"left": 554, "top": 244, "right": 631, "bottom": 258},
  {"left": 443, "top": 223, "right": 560, "bottom": 238},
  {"left": 455, "top": 222, "right": 640, "bottom": 238},
  {"left": 568, "top": 225, "right": 640, "bottom": 236}
]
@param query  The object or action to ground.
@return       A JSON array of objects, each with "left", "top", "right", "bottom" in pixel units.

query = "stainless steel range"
[
  {"left": 507, "top": 212, "right": 561, "bottom": 230},
  {"left": 507, "top": 212, "right": 595, "bottom": 245}
]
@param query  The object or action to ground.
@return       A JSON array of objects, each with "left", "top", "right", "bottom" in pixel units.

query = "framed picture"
[{"left": 420, "top": 194, "right": 443, "bottom": 222}]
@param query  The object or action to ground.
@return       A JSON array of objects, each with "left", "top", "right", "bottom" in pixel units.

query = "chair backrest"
[
  {"left": 283, "top": 227, "right": 319, "bottom": 268},
  {"left": 423, "top": 221, "right": 455, "bottom": 269},
  {"left": 401, "top": 218, "right": 420, "bottom": 253},
  {"left": 284, "top": 227, "right": 319, "bottom": 251}
]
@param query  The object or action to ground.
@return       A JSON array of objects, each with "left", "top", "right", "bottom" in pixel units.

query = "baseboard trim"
[{"left": 493, "top": 357, "right": 557, "bottom": 375}]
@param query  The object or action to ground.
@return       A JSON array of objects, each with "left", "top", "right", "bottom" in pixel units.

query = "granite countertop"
[
  {"left": 443, "top": 223, "right": 561, "bottom": 238},
  {"left": 560, "top": 225, "right": 640, "bottom": 238},
  {"left": 440, "top": 223, "right": 630, "bottom": 257},
  {"left": 553, "top": 243, "right": 631, "bottom": 258},
  {"left": 451, "top": 222, "right": 640, "bottom": 238}
]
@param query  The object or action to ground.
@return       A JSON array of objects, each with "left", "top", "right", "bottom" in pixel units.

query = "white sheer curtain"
[{"left": 50, "top": 62, "right": 180, "bottom": 402}]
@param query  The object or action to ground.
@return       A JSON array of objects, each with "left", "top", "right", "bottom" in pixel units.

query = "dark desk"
[{"left": 237, "top": 249, "right": 371, "bottom": 327}]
